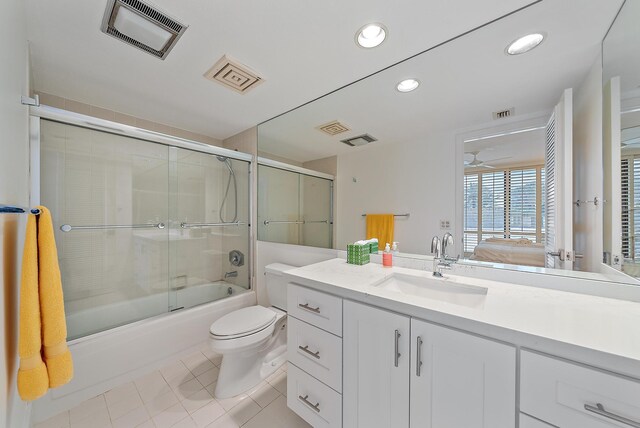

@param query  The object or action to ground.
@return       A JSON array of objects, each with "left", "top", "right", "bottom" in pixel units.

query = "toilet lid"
[{"left": 209, "top": 306, "right": 277, "bottom": 338}]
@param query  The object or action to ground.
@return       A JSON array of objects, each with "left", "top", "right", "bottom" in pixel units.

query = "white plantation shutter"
[
  {"left": 509, "top": 168, "right": 538, "bottom": 240},
  {"left": 463, "top": 174, "right": 479, "bottom": 254},
  {"left": 545, "top": 112, "right": 557, "bottom": 267},
  {"left": 621, "top": 158, "right": 631, "bottom": 258},
  {"left": 481, "top": 171, "right": 506, "bottom": 236}
]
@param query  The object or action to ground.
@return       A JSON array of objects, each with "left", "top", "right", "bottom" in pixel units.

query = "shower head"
[{"left": 216, "top": 156, "right": 228, "bottom": 162}]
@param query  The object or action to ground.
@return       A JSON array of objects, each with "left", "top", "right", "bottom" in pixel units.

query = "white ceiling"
[
  {"left": 258, "top": 0, "right": 623, "bottom": 163},
  {"left": 25, "top": 0, "right": 540, "bottom": 140}
]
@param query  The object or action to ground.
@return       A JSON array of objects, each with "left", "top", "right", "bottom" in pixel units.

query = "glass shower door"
[
  {"left": 257, "top": 164, "right": 301, "bottom": 244},
  {"left": 40, "top": 120, "right": 170, "bottom": 340},
  {"left": 301, "top": 175, "right": 333, "bottom": 248},
  {"left": 169, "top": 147, "right": 250, "bottom": 311}
]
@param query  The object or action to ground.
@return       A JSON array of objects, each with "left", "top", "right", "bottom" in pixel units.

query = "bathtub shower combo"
[{"left": 34, "top": 108, "right": 252, "bottom": 341}]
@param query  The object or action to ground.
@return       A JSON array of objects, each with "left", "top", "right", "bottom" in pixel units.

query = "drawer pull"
[
  {"left": 298, "top": 303, "right": 321, "bottom": 314},
  {"left": 298, "top": 345, "right": 321, "bottom": 359},
  {"left": 394, "top": 329, "right": 401, "bottom": 368},
  {"left": 299, "top": 394, "right": 320, "bottom": 412},
  {"left": 584, "top": 403, "right": 640, "bottom": 428},
  {"left": 416, "top": 336, "right": 423, "bottom": 377}
]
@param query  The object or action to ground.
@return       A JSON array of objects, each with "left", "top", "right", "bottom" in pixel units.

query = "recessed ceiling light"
[
  {"left": 356, "top": 23, "right": 387, "bottom": 48},
  {"left": 396, "top": 79, "right": 420, "bottom": 93},
  {"left": 506, "top": 33, "right": 545, "bottom": 55}
]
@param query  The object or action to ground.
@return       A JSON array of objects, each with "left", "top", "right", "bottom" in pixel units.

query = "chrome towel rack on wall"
[{"left": 361, "top": 213, "right": 410, "bottom": 218}]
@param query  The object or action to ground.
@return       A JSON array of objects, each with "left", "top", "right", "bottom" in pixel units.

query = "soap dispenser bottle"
[
  {"left": 383, "top": 243, "right": 393, "bottom": 267},
  {"left": 392, "top": 242, "right": 399, "bottom": 255}
]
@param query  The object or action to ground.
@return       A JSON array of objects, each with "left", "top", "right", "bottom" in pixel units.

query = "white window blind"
[
  {"left": 464, "top": 166, "right": 544, "bottom": 256},
  {"left": 621, "top": 156, "right": 640, "bottom": 260}
]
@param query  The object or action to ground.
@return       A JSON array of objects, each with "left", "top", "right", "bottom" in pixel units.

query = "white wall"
[
  {"left": 0, "top": 1, "right": 30, "bottom": 427},
  {"left": 255, "top": 241, "right": 339, "bottom": 306},
  {"left": 336, "top": 131, "right": 457, "bottom": 254},
  {"left": 573, "top": 57, "right": 604, "bottom": 272}
]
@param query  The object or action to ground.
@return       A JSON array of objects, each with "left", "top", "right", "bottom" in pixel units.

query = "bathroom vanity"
[{"left": 284, "top": 258, "right": 640, "bottom": 428}]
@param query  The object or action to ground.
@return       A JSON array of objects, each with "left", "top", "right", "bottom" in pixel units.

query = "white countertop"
[{"left": 284, "top": 258, "right": 640, "bottom": 378}]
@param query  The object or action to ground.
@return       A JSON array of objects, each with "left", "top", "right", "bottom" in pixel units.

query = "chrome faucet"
[{"left": 430, "top": 233, "right": 458, "bottom": 277}]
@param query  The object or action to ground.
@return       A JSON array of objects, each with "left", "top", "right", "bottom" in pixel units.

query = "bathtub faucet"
[{"left": 224, "top": 271, "right": 238, "bottom": 279}]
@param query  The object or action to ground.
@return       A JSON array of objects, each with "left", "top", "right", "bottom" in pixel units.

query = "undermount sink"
[{"left": 373, "top": 272, "right": 488, "bottom": 308}]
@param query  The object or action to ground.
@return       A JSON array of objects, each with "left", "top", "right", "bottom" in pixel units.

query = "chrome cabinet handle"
[
  {"left": 298, "top": 345, "right": 320, "bottom": 359},
  {"left": 416, "top": 336, "right": 423, "bottom": 377},
  {"left": 299, "top": 395, "right": 320, "bottom": 412},
  {"left": 394, "top": 330, "right": 401, "bottom": 367},
  {"left": 584, "top": 403, "right": 640, "bottom": 427},
  {"left": 298, "top": 303, "right": 320, "bottom": 314}
]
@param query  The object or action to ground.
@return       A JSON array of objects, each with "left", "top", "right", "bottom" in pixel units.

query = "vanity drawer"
[
  {"left": 288, "top": 284, "right": 342, "bottom": 336},
  {"left": 287, "top": 316, "right": 342, "bottom": 392},
  {"left": 288, "top": 363, "right": 342, "bottom": 428},
  {"left": 521, "top": 350, "right": 640, "bottom": 427}
]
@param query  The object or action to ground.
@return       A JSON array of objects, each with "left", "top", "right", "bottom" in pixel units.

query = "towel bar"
[
  {"left": 361, "top": 213, "right": 409, "bottom": 218},
  {"left": 60, "top": 223, "right": 164, "bottom": 232},
  {"left": 0, "top": 205, "right": 41, "bottom": 215},
  {"left": 181, "top": 221, "right": 246, "bottom": 228}
]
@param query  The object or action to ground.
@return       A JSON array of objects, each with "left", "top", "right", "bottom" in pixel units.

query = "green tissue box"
[
  {"left": 347, "top": 244, "right": 370, "bottom": 265},
  {"left": 369, "top": 241, "right": 379, "bottom": 253}
]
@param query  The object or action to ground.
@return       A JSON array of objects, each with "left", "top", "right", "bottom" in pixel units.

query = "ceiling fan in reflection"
[{"left": 464, "top": 151, "right": 511, "bottom": 169}]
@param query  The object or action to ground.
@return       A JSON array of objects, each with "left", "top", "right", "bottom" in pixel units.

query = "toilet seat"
[{"left": 210, "top": 306, "right": 277, "bottom": 340}]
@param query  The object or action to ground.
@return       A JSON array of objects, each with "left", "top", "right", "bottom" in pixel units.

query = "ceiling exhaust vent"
[
  {"left": 493, "top": 107, "right": 515, "bottom": 120},
  {"left": 204, "top": 55, "right": 264, "bottom": 94},
  {"left": 316, "top": 120, "right": 350, "bottom": 136},
  {"left": 340, "top": 134, "right": 377, "bottom": 147},
  {"left": 100, "top": 0, "right": 187, "bottom": 60}
]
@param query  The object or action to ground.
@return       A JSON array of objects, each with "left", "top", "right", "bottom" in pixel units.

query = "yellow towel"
[
  {"left": 366, "top": 214, "right": 394, "bottom": 251},
  {"left": 18, "top": 206, "right": 73, "bottom": 401}
]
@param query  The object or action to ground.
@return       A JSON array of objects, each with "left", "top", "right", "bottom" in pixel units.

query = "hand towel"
[
  {"left": 366, "top": 214, "right": 394, "bottom": 251},
  {"left": 17, "top": 211, "right": 49, "bottom": 401},
  {"left": 18, "top": 206, "right": 73, "bottom": 401},
  {"left": 37, "top": 207, "right": 73, "bottom": 388}
]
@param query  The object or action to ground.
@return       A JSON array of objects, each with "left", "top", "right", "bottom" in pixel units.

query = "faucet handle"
[{"left": 430, "top": 236, "right": 441, "bottom": 256}]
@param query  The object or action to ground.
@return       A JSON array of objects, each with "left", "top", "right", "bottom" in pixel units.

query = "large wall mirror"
[
  {"left": 603, "top": 0, "right": 640, "bottom": 280},
  {"left": 257, "top": 0, "right": 640, "bottom": 285}
]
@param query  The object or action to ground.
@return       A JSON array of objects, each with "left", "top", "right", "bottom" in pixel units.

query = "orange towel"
[
  {"left": 18, "top": 206, "right": 73, "bottom": 401},
  {"left": 366, "top": 214, "right": 394, "bottom": 251}
]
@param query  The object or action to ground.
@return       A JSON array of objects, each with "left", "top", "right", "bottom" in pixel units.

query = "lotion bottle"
[{"left": 383, "top": 243, "right": 393, "bottom": 267}]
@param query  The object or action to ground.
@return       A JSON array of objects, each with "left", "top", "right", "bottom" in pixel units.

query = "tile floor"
[{"left": 34, "top": 344, "right": 310, "bottom": 428}]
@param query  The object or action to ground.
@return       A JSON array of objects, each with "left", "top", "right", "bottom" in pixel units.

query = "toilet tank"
[{"left": 265, "top": 263, "right": 296, "bottom": 311}]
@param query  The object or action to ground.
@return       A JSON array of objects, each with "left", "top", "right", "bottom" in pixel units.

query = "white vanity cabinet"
[
  {"left": 410, "top": 318, "right": 516, "bottom": 428},
  {"left": 343, "top": 300, "right": 411, "bottom": 428},
  {"left": 342, "top": 300, "right": 516, "bottom": 428}
]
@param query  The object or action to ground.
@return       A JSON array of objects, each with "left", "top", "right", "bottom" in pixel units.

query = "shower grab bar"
[
  {"left": 263, "top": 220, "right": 329, "bottom": 225},
  {"left": 0, "top": 205, "right": 41, "bottom": 215},
  {"left": 60, "top": 223, "right": 165, "bottom": 232},
  {"left": 181, "top": 221, "right": 246, "bottom": 228}
]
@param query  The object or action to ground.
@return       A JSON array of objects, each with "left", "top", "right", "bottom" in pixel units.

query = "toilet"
[{"left": 209, "top": 263, "right": 294, "bottom": 399}]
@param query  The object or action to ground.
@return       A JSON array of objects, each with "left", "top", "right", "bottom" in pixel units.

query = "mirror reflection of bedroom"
[{"left": 463, "top": 126, "right": 546, "bottom": 268}]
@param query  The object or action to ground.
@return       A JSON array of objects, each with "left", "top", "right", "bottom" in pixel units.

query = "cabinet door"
[
  {"left": 410, "top": 319, "right": 516, "bottom": 428},
  {"left": 343, "top": 300, "right": 410, "bottom": 428}
]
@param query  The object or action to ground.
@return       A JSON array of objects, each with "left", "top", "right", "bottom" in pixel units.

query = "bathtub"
[
  {"left": 31, "top": 286, "right": 256, "bottom": 424},
  {"left": 66, "top": 281, "right": 248, "bottom": 340}
]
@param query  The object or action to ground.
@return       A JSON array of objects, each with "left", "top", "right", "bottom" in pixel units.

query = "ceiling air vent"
[
  {"left": 340, "top": 134, "right": 377, "bottom": 147},
  {"left": 316, "top": 120, "right": 350, "bottom": 136},
  {"left": 204, "top": 55, "right": 264, "bottom": 94},
  {"left": 100, "top": 0, "right": 187, "bottom": 60},
  {"left": 493, "top": 107, "right": 515, "bottom": 120}
]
